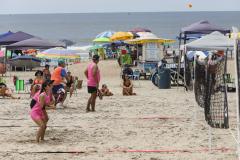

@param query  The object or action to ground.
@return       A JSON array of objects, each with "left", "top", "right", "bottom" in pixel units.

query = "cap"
[{"left": 58, "top": 59, "right": 65, "bottom": 65}]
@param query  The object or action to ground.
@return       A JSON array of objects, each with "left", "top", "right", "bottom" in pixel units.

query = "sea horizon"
[{"left": 0, "top": 11, "right": 239, "bottom": 46}]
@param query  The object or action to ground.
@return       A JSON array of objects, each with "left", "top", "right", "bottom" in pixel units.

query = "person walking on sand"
[
  {"left": 30, "top": 81, "right": 55, "bottom": 143},
  {"left": 51, "top": 60, "right": 67, "bottom": 107},
  {"left": 84, "top": 54, "right": 101, "bottom": 112}
]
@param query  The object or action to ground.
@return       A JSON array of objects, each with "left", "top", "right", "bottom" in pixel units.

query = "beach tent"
[
  {"left": 0, "top": 31, "right": 14, "bottom": 40},
  {"left": 6, "top": 38, "right": 65, "bottom": 50},
  {"left": 185, "top": 31, "right": 234, "bottom": 51},
  {"left": 181, "top": 20, "right": 230, "bottom": 35},
  {"left": 95, "top": 31, "right": 115, "bottom": 38},
  {"left": 129, "top": 27, "right": 151, "bottom": 33},
  {"left": 179, "top": 20, "right": 231, "bottom": 46},
  {"left": 37, "top": 47, "right": 81, "bottom": 60},
  {"left": 0, "top": 31, "right": 35, "bottom": 45}
]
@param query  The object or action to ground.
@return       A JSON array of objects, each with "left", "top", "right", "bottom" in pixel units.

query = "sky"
[{"left": 1, "top": 0, "right": 240, "bottom": 14}]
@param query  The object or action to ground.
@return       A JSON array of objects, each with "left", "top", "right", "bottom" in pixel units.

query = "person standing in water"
[{"left": 84, "top": 55, "right": 101, "bottom": 112}]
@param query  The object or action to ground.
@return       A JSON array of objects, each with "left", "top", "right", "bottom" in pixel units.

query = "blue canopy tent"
[
  {"left": 0, "top": 31, "right": 14, "bottom": 40},
  {"left": 179, "top": 20, "right": 230, "bottom": 46},
  {"left": 6, "top": 37, "right": 65, "bottom": 50},
  {"left": 0, "top": 31, "right": 35, "bottom": 45}
]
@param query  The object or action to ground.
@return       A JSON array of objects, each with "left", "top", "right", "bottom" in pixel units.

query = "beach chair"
[
  {"left": 224, "top": 73, "right": 236, "bottom": 92},
  {"left": 132, "top": 69, "right": 141, "bottom": 86},
  {"left": 133, "top": 69, "right": 140, "bottom": 80},
  {"left": 15, "top": 79, "right": 25, "bottom": 93},
  {"left": 145, "top": 68, "right": 152, "bottom": 80},
  {"left": 0, "top": 77, "right": 6, "bottom": 84}
]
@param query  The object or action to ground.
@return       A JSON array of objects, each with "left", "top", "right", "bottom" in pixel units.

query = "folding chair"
[
  {"left": 132, "top": 69, "right": 141, "bottom": 87},
  {"left": 145, "top": 68, "right": 152, "bottom": 80}
]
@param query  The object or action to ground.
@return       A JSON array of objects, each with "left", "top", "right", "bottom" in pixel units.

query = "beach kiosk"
[{"left": 125, "top": 32, "right": 175, "bottom": 73}]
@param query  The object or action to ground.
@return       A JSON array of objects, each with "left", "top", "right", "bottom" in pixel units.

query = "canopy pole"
[
  {"left": 177, "top": 33, "right": 182, "bottom": 89},
  {"left": 234, "top": 38, "right": 240, "bottom": 159}
]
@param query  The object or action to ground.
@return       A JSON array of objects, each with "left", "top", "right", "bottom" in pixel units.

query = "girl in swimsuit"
[
  {"left": 30, "top": 80, "right": 55, "bottom": 143},
  {"left": 122, "top": 74, "right": 136, "bottom": 96},
  {"left": 31, "top": 70, "right": 44, "bottom": 97}
]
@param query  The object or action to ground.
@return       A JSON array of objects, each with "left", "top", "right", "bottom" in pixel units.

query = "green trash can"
[
  {"left": 158, "top": 68, "right": 171, "bottom": 89},
  {"left": 15, "top": 80, "right": 25, "bottom": 92}
]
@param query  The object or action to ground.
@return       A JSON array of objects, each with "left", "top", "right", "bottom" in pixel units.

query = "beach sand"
[{"left": 0, "top": 59, "right": 238, "bottom": 160}]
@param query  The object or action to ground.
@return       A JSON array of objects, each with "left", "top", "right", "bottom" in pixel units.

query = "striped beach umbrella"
[{"left": 37, "top": 48, "right": 80, "bottom": 60}]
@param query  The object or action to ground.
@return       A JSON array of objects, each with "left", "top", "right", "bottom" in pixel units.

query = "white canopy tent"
[{"left": 185, "top": 31, "right": 234, "bottom": 51}]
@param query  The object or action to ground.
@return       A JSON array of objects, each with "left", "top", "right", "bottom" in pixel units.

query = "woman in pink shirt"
[{"left": 84, "top": 55, "right": 100, "bottom": 112}]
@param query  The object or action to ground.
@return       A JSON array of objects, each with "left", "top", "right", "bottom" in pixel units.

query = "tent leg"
[{"left": 208, "top": 125, "right": 212, "bottom": 152}]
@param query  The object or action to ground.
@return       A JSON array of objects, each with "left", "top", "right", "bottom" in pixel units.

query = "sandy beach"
[{"left": 0, "top": 59, "right": 238, "bottom": 160}]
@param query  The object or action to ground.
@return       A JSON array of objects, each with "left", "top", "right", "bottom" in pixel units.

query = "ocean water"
[{"left": 0, "top": 12, "right": 239, "bottom": 46}]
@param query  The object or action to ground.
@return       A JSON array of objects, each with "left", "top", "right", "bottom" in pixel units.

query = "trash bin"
[{"left": 158, "top": 68, "right": 171, "bottom": 89}]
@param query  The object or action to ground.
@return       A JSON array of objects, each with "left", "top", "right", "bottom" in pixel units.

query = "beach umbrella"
[
  {"left": 125, "top": 32, "right": 175, "bottom": 44},
  {"left": 136, "top": 32, "right": 158, "bottom": 39},
  {"left": 8, "top": 55, "right": 41, "bottom": 68},
  {"left": 129, "top": 27, "right": 151, "bottom": 33},
  {"left": 95, "top": 31, "right": 115, "bottom": 38},
  {"left": 110, "top": 32, "right": 133, "bottom": 41},
  {"left": 93, "top": 37, "right": 111, "bottom": 43},
  {"left": 37, "top": 48, "right": 81, "bottom": 60}
]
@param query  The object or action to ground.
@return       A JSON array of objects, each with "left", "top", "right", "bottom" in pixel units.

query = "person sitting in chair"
[
  {"left": 66, "top": 71, "right": 75, "bottom": 98},
  {"left": 100, "top": 84, "right": 113, "bottom": 96},
  {"left": 122, "top": 74, "right": 136, "bottom": 96}
]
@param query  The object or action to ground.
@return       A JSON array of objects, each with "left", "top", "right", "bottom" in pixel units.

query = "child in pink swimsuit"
[{"left": 30, "top": 80, "right": 55, "bottom": 143}]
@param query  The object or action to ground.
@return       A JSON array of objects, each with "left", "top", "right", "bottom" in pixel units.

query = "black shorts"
[
  {"left": 88, "top": 86, "right": 97, "bottom": 93},
  {"left": 52, "top": 84, "right": 64, "bottom": 94}
]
